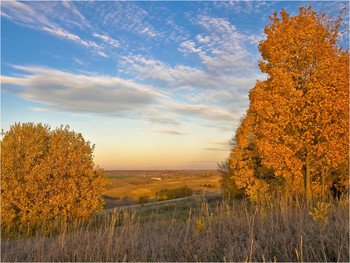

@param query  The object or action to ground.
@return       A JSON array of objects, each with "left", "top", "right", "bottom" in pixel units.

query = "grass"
[
  {"left": 102, "top": 170, "right": 221, "bottom": 207},
  {"left": 2, "top": 196, "right": 349, "bottom": 262}
]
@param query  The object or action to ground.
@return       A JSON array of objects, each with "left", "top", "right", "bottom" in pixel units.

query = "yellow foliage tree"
[
  {"left": 1, "top": 123, "right": 107, "bottom": 233},
  {"left": 227, "top": 111, "right": 282, "bottom": 202},
  {"left": 249, "top": 6, "right": 349, "bottom": 199}
]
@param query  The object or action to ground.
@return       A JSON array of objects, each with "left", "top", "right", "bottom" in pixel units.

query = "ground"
[{"left": 102, "top": 170, "right": 221, "bottom": 209}]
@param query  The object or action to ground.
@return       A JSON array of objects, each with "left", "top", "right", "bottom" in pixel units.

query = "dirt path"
[{"left": 97, "top": 192, "right": 222, "bottom": 216}]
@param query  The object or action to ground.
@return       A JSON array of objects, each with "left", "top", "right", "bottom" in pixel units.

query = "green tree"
[{"left": 1, "top": 123, "right": 107, "bottom": 234}]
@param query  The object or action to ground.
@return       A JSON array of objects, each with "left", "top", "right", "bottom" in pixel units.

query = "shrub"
[
  {"left": 138, "top": 196, "right": 149, "bottom": 205},
  {"left": 1, "top": 123, "right": 107, "bottom": 236},
  {"left": 157, "top": 186, "right": 193, "bottom": 201},
  {"left": 309, "top": 202, "right": 331, "bottom": 225},
  {"left": 202, "top": 183, "right": 216, "bottom": 188}
]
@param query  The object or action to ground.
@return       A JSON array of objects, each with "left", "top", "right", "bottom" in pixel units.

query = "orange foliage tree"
[
  {"left": 1, "top": 123, "right": 107, "bottom": 233},
  {"left": 223, "top": 5, "right": 349, "bottom": 201},
  {"left": 226, "top": 111, "right": 282, "bottom": 202},
  {"left": 249, "top": 6, "right": 349, "bottom": 199}
]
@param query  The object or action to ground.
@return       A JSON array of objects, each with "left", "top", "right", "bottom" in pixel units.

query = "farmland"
[{"left": 102, "top": 170, "right": 221, "bottom": 209}]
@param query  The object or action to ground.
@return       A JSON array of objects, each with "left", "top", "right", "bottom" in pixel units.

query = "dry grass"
[{"left": 2, "top": 196, "right": 349, "bottom": 262}]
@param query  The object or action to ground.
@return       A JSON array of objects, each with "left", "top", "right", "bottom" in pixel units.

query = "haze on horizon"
[{"left": 1, "top": 1, "right": 347, "bottom": 170}]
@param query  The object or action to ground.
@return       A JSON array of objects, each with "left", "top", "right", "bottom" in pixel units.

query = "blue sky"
[{"left": 1, "top": 1, "right": 348, "bottom": 170}]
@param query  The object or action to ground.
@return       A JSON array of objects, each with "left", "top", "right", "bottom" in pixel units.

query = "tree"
[
  {"left": 1, "top": 123, "right": 107, "bottom": 233},
  {"left": 219, "top": 160, "right": 244, "bottom": 199},
  {"left": 225, "top": 111, "right": 281, "bottom": 202},
  {"left": 249, "top": 6, "right": 349, "bottom": 199}
]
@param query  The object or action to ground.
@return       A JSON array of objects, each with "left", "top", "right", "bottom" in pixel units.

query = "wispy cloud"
[
  {"left": 1, "top": 2, "right": 268, "bottom": 133},
  {"left": 203, "top": 147, "right": 228, "bottom": 151},
  {"left": 100, "top": 2, "right": 161, "bottom": 38},
  {"left": 183, "top": 15, "right": 259, "bottom": 75},
  {"left": 170, "top": 104, "right": 236, "bottom": 123},
  {"left": 164, "top": 18, "right": 190, "bottom": 42},
  {"left": 1, "top": 1, "right": 104, "bottom": 55},
  {"left": 122, "top": 54, "right": 264, "bottom": 92},
  {"left": 148, "top": 129, "right": 188, "bottom": 136},
  {"left": 41, "top": 26, "right": 98, "bottom": 48},
  {"left": 73, "top": 57, "right": 87, "bottom": 66},
  {"left": 61, "top": 1, "right": 90, "bottom": 28},
  {"left": 96, "top": 51, "right": 109, "bottom": 58},
  {"left": 213, "top": 1, "right": 272, "bottom": 14},
  {"left": 93, "top": 33, "right": 120, "bottom": 48},
  {"left": 2, "top": 64, "right": 244, "bottom": 131},
  {"left": 147, "top": 118, "right": 182, "bottom": 126},
  {"left": 1, "top": 65, "right": 165, "bottom": 116}
]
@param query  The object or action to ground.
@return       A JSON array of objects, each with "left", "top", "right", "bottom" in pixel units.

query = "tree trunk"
[{"left": 305, "top": 154, "right": 312, "bottom": 200}]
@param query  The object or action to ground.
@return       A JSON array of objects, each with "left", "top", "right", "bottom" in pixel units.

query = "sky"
[{"left": 1, "top": 0, "right": 348, "bottom": 170}]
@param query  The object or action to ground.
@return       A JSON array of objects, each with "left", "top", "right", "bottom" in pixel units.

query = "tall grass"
[{"left": 1, "top": 196, "right": 349, "bottom": 262}]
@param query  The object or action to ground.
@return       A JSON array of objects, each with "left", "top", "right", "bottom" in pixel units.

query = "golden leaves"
[
  {"left": 224, "top": 5, "right": 349, "bottom": 201},
  {"left": 251, "top": 5, "right": 349, "bottom": 198},
  {"left": 1, "top": 122, "right": 107, "bottom": 233}
]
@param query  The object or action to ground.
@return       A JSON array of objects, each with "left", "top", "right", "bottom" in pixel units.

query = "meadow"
[
  {"left": 102, "top": 170, "right": 221, "bottom": 209},
  {"left": 2, "top": 194, "right": 348, "bottom": 262}
]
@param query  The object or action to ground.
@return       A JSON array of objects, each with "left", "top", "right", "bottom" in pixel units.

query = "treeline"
[{"left": 221, "top": 6, "right": 349, "bottom": 201}]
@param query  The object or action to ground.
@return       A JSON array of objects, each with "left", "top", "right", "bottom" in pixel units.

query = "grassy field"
[
  {"left": 102, "top": 170, "right": 221, "bottom": 209},
  {"left": 2, "top": 196, "right": 349, "bottom": 262},
  {"left": 2, "top": 170, "right": 348, "bottom": 262}
]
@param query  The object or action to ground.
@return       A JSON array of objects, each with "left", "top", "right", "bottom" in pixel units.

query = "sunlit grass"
[{"left": 2, "top": 196, "right": 348, "bottom": 262}]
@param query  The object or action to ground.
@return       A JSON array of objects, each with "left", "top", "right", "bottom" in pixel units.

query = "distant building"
[{"left": 151, "top": 177, "right": 162, "bottom": 181}]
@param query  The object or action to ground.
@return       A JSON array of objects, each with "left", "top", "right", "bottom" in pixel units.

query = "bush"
[
  {"left": 157, "top": 186, "right": 193, "bottom": 201},
  {"left": 202, "top": 183, "right": 216, "bottom": 188},
  {"left": 1, "top": 123, "right": 107, "bottom": 236},
  {"left": 138, "top": 196, "right": 149, "bottom": 205}
]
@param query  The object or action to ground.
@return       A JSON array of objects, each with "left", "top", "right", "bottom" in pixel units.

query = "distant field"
[
  {"left": 102, "top": 170, "right": 221, "bottom": 209},
  {"left": 105, "top": 175, "right": 133, "bottom": 180}
]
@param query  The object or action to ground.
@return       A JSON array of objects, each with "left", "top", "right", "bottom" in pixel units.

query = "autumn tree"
[
  {"left": 1, "top": 123, "right": 107, "bottom": 234},
  {"left": 225, "top": 111, "right": 281, "bottom": 202},
  {"left": 249, "top": 6, "right": 349, "bottom": 199}
]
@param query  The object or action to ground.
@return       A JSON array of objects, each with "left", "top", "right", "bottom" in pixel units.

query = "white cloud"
[
  {"left": 140, "top": 26, "right": 158, "bottom": 37},
  {"left": 61, "top": 1, "right": 89, "bottom": 27},
  {"left": 0, "top": 11, "right": 12, "bottom": 19},
  {"left": 147, "top": 118, "right": 182, "bottom": 126},
  {"left": 196, "top": 34, "right": 211, "bottom": 44},
  {"left": 101, "top": 2, "right": 161, "bottom": 38},
  {"left": 179, "top": 40, "right": 202, "bottom": 53},
  {"left": 2, "top": 1, "right": 52, "bottom": 27},
  {"left": 122, "top": 55, "right": 218, "bottom": 89},
  {"left": 181, "top": 15, "right": 259, "bottom": 74},
  {"left": 170, "top": 104, "right": 237, "bottom": 123},
  {"left": 93, "top": 33, "right": 120, "bottom": 48},
  {"left": 148, "top": 129, "right": 188, "bottom": 136},
  {"left": 165, "top": 19, "right": 190, "bottom": 42},
  {"left": 121, "top": 54, "right": 265, "bottom": 101},
  {"left": 213, "top": 1, "right": 271, "bottom": 14},
  {"left": 1, "top": 66, "right": 166, "bottom": 116},
  {"left": 2, "top": 64, "right": 246, "bottom": 131},
  {"left": 41, "top": 26, "right": 97, "bottom": 48},
  {"left": 73, "top": 57, "right": 87, "bottom": 66},
  {"left": 203, "top": 147, "right": 228, "bottom": 151},
  {"left": 97, "top": 51, "right": 109, "bottom": 58},
  {"left": 115, "top": 12, "right": 267, "bottom": 130},
  {"left": 2, "top": 1, "right": 103, "bottom": 55}
]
